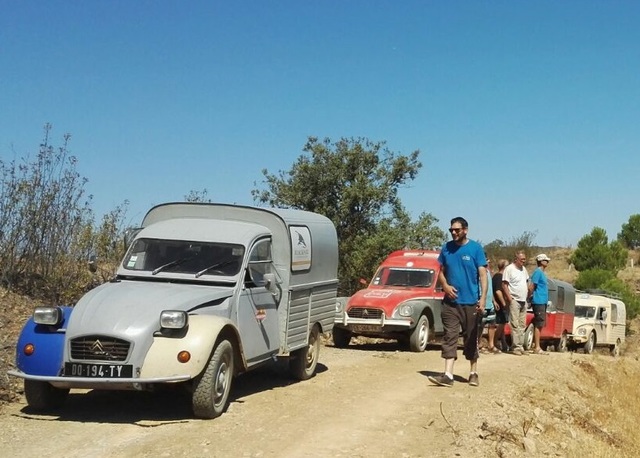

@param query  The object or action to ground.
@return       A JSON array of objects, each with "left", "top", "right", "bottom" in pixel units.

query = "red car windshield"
[{"left": 371, "top": 267, "right": 435, "bottom": 288}]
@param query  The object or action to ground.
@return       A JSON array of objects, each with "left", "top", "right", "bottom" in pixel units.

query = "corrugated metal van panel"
[
  {"left": 287, "top": 290, "right": 311, "bottom": 349},
  {"left": 309, "top": 287, "right": 337, "bottom": 332},
  {"left": 285, "top": 284, "right": 338, "bottom": 349},
  {"left": 611, "top": 325, "right": 626, "bottom": 342}
]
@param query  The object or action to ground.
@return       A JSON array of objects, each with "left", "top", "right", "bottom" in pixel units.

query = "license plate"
[
  {"left": 65, "top": 363, "right": 133, "bottom": 378},
  {"left": 351, "top": 324, "right": 381, "bottom": 332}
]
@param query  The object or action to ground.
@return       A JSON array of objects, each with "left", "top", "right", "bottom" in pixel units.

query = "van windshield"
[
  {"left": 372, "top": 267, "right": 435, "bottom": 288},
  {"left": 575, "top": 305, "right": 596, "bottom": 319},
  {"left": 122, "top": 238, "right": 245, "bottom": 277}
]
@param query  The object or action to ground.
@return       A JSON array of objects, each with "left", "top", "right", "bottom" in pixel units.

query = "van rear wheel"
[
  {"left": 584, "top": 332, "right": 596, "bottom": 354},
  {"left": 610, "top": 338, "right": 621, "bottom": 357},
  {"left": 290, "top": 326, "right": 320, "bottom": 381},
  {"left": 192, "top": 339, "right": 234, "bottom": 419}
]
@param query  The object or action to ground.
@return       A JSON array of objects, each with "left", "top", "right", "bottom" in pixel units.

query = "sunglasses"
[{"left": 449, "top": 228, "right": 464, "bottom": 233}]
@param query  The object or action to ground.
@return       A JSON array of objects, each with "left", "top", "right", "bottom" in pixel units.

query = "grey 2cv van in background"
[{"left": 10, "top": 203, "right": 339, "bottom": 419}]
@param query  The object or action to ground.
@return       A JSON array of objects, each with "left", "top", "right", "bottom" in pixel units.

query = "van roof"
[{"left": 576, "top": 293, "right": 614, "bottom": 306}]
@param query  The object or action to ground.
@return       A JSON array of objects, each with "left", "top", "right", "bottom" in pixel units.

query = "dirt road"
[{"left": 0, "top": 340, "right": 607, "bottom": 457}]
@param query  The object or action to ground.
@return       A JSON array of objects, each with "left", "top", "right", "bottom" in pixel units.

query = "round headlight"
[
  {"left": 398, "top": 304, "right": 413, "bottom": 317},
  {"left": 578, "top": 328, "right": 586, "bottom": 335}
]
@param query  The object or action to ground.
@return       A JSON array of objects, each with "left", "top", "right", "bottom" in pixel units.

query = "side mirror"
[
  {"left": 263, "top": 272, "right": 282, "bottom": 303},
  {"left": 124, "top": 227, "right": 143, "bottom": 250},
  {"left": 263, "top": 273, "right": 278, "bottom": 293}
]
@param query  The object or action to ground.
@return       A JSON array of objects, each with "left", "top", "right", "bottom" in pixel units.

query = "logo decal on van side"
[{"left": 290, "top": 226, "right": 312, "bottom": 271}]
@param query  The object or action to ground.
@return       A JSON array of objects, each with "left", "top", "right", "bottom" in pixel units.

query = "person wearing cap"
[{"left": 530, "top": 254, "right": 551, "bottom": 354}]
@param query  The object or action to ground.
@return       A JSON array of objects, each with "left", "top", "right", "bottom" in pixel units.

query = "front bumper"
[
  {"left": 7, "top": 369, "right": 191, "bottom": 390},
  {"left": 568, "top": 335, "right": 587, "bottom": 344},
  {"left": 334, "top": 311, "right": 413, "bottom": 332}
]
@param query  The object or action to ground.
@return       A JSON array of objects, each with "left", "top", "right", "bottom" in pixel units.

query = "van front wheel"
[
  {"left": 332, "top": 327, "right": 352, "bottom": 348},
  {"left": 408, "top": 315, "right": 429, "bottom": 352},
  {"left": 192, "top": 340, "right": 234, "bottom": 419},
  {"left": 24, "top": 380, "right": 69, "bottom": 411},
  {"left": 290, "top": 326, "right": 320, "bottom": 381}
]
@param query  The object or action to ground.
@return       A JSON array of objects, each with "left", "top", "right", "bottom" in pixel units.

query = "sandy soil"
[{"left": 1, "top": 336, "right": 625, "bottom": 458}]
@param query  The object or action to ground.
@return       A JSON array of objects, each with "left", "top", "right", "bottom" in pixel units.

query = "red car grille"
[{"left": 347, "top": 307, "right": 383, "bottom": 319}]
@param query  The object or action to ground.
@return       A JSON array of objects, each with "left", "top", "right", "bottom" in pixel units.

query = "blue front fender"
[{"left": 16, "top": 306, "right": 73, "bottom": 376}]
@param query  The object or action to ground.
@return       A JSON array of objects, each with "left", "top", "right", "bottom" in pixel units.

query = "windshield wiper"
[
  {"left": 195, "top": 260, "right": 235, "bottom": 278},
  {"left": 151, "top": 257, "right": 193, "bottom": 275}
]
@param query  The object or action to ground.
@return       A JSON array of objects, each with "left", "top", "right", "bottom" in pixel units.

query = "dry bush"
[{"left": 0, "top": 288, "right": 37, "bottom": 405}]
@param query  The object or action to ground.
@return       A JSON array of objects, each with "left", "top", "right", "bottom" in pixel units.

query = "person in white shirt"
[{"left": 501, "top": 251, "right": 530, "bottom": 356}]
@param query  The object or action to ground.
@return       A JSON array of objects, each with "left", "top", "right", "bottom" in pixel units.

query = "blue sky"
[{"left": 1, "top": 1, "right": 639, "bottom": 247}]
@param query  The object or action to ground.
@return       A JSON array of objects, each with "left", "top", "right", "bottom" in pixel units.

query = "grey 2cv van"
[{"left": 9, "top": 203, "right": 339, "bottom": 419}]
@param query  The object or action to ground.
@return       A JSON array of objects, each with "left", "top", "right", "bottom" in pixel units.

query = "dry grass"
[
  {"left": 476, "top": 318, "right": 640, "bottom": 457},
  {"left": 0, "top": 288, "right": 36, "bottom": 405},
  {"left": 529, "top": 246, "right": 578, "bottom": 284}
]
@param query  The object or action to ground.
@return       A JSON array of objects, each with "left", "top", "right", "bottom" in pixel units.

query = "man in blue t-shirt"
[
  {"left": 530, "top": 253, "right": 551, "bottom": 354},
  {"left": 428, "top": 217, "right": 487, "bottom": 388}
]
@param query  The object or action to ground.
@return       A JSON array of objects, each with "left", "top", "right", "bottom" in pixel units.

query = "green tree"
[
  {"left": 600, "top": 278, "right": 640, "bottom": 319},
  {"left": 568, "top": 227, "right": 627, "bottom": 272},
  {"left": 574, "top": 269, "right": 616, "bottom": 291},
  {"left": 618, "top": 214, "right": 640, "bottom": 249},
  {"left": 252, "top": 136, "right": 445, "bottom": 295}
]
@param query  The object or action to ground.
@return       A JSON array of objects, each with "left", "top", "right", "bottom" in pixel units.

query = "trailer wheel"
[
  {"left": 192, "top": 339, "right": 234, "bottom": 419},
  {"left": 408, "top": 315, "right": 429, "bottom": 352},
  {"left": 584, "top": 332, "right": 596, "bottom": 354},
  {"left": 332, "top": 327, "right": 352, "bottom": 348},
  {"left": 555, "top": 333, "right": 568, "bottom": 353},
  {"left": 610, "top": 338, "right": 621, "bottom": 357},
  {"left": 24, "top": 380, "right": 69, "bottom": 411},
  {"left": 523, "top": 324, "right": 534, "bottom": 351},
  {"left": 290, "top": 325, "right": 320, "bottom": 381}
]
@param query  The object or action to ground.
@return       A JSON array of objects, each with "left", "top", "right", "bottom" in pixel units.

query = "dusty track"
[{"left": 1, "top": 338, "right": 622, "bottom": 458}]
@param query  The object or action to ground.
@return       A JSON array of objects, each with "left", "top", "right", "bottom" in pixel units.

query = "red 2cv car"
[{"left": 333, "top": 250, "right": 444, "bottom": 352}]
